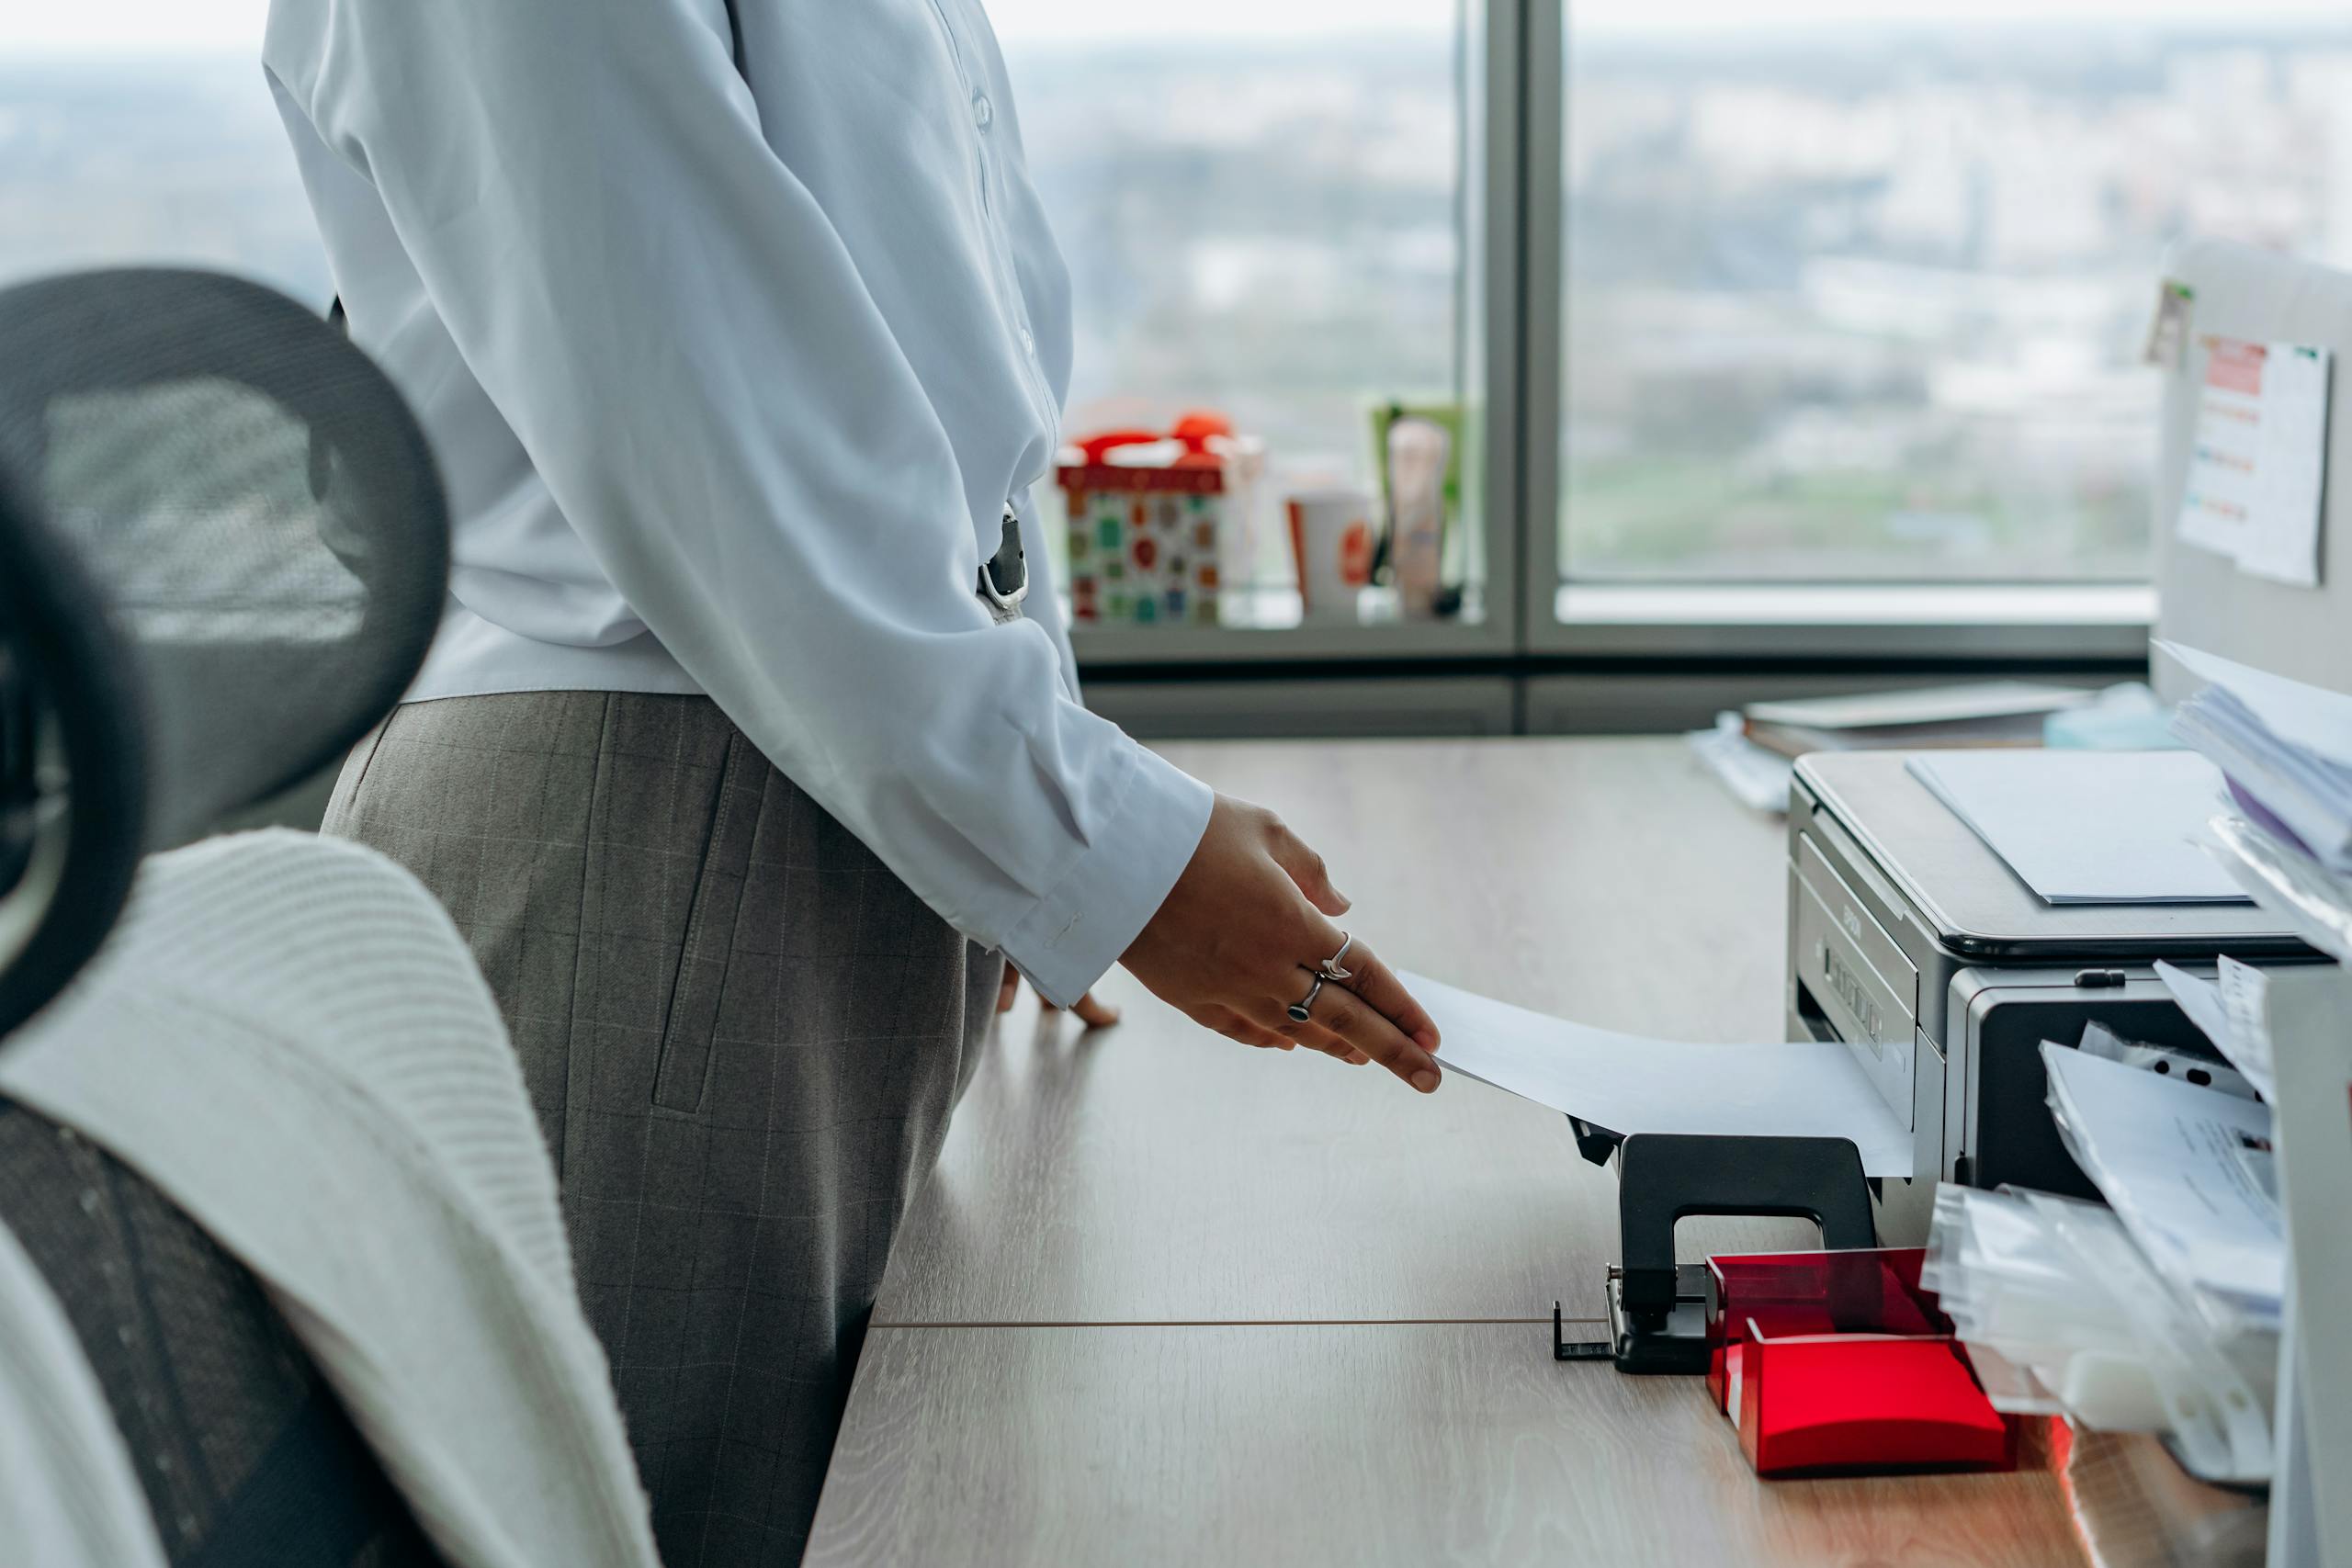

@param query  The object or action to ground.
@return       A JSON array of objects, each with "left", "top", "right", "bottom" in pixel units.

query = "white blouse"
[{"left": 262, "top": 0, "right": 1213, "bottom": 1005}]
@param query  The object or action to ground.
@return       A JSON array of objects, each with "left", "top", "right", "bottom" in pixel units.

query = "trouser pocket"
[{"left": 651, "top": 728, "right": 762, "bottom": 1112}]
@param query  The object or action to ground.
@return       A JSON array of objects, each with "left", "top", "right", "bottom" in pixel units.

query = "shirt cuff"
[{"left": 999, "top": 742, "right": 1215, "bottom": 1008}]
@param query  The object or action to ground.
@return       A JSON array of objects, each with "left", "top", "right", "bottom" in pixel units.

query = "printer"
[{"left": 1786, "top": 750, "right": 2316, "bottom": 1246}]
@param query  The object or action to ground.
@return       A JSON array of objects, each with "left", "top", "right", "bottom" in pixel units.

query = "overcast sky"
[{"left": 7, "top": 0, "right": 2350, "bottom": 55}]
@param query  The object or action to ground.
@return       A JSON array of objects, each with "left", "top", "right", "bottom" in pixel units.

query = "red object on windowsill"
[{"left": 1707, "top": 1247, "right": 2018, "bottom": 1478}]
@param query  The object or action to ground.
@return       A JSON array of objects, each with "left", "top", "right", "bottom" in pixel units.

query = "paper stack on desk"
[{"left": 1404, "top": 972, "right": 1912, "bottom": 1178}]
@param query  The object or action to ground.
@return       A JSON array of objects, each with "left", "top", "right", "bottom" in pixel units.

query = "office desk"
[{"left": 806, "top": 739, "right": 2082, "bottom": 1567}]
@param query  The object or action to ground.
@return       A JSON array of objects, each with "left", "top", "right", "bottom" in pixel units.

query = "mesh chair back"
[
  {"left": 0, "top": 267, "right": 447, "bottom": 1035},
  {"left": 0, "top": 267, "right": 447, "bottom": 853}
]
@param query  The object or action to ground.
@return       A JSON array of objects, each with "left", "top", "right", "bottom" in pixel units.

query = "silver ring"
[
  {"left": 1287, "top": 974, "right": 1326, "bottom": 1024},
  {"left": 1317, "top": 933, "right": 1355, "bottom": 983}
]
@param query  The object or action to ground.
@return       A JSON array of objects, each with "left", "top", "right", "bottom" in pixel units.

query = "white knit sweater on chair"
[{"left": 0, "top": 830, "right": 660, "bottom": 1568}]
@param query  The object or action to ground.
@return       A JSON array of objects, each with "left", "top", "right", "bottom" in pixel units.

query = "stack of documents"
[
  {"left": 1923, "top": 1184, "right": 2277, "bottom": 1484},
  {"left": 1921, "top": 1024, "right": 2289, "bottom": 1483},
  {"left": 1740, "top": 681, "right": 2092, "bottom": 760},
  {"left": 2042, "top": 1043, "right": 2284, "bottom": 1332},
  {"left": 2165, "top": 642, "right": 2352, "bottom": 958}
]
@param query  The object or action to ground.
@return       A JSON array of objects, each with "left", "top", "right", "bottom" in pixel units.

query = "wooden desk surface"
[{"left": 808, "top": 738, "right": 2084, "bottom": 1567}]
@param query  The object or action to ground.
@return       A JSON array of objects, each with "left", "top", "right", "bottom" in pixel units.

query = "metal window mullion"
[
  {"left": 1476, "top": 0, "right": 1530, "bottom": 663},
  {"left": 1519, "top": 0, "right": 1567, "bottom": 653}
]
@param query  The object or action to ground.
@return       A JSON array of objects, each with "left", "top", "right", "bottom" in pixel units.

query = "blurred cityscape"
[
  {"left": 6, "top": 20, "right": 2352, "bottom": 586},
  {"left": 1567, "top": 22, "right": 2352, "bottom": 581}
]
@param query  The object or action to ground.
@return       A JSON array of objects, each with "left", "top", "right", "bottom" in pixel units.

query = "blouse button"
[{"left": 973, "top": 93, "right": 995, "bottom": 131}]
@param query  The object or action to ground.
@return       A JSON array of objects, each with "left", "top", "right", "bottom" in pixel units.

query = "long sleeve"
[{"left": 262, "top": 0, "right": 1210, "bottom": 1004}]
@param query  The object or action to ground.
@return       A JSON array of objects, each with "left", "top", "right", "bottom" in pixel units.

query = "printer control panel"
[{"left": 1792, "top": 831, "right": 1917, "bottom": 1131}]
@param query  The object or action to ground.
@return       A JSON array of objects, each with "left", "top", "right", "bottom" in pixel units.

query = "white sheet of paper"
[
  {"left": 2176, "top": 338, "right": 2329, "bottom": 589},
  {"left": 2154, "top": 960, "right": 2234, "bottom": 1055},
  {"left": 2153, "top": 956, "right": 2279, "bottom": 1102},
  {"left": 2042, "top": 1043, "right": 2284, "bottom": 1317},
  {"left": 2216, "top": 956, "right": 2278, "bottom": 1103},
  {"left": 1407, "top": 972, "right": 1913, "bottom": 1178},
  {"left": 1908, "top": 750, "right": 2247, "bottom": 905}
]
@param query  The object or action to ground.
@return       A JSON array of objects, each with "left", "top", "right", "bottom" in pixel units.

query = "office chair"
[{"left": 0, "top": 267, "right": 449, "bottom": 1565}]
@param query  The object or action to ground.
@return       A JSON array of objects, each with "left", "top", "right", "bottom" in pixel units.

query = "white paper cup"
[{"left": 1285, "top": 489, "right": 1375, "bottom": 623}]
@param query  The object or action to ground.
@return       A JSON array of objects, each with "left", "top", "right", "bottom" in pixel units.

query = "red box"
[{"left": 1707, "top": 1248, "right": 2016, "bottom": 1477}]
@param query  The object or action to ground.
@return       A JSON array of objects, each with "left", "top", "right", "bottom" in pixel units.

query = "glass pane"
[
  {"left": 0, "top": 24, "right": 327, "bottom": 304},
  {"left": 1561, "top": 3, "right": 2352, "bottom": 585},
  {"left": 990, "top": 2, "right": 1482, "bottom": 623}
]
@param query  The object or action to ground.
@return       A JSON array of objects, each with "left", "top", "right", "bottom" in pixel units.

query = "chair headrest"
[{"left": 0, "top": 268, "right": 449, "bottom": 1036}]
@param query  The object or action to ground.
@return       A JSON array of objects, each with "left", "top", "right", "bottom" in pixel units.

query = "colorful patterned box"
[{"left": 1059, "top": 456, "right": 1226, "bottom": 627}]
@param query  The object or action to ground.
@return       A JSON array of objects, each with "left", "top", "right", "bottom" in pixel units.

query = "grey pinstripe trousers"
[{"left": 324, "top": 691, "right": 998, "bottom": 1567}]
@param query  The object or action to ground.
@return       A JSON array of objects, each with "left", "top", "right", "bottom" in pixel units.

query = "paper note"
[
  {"left": 2176, "top": 336, "right": 2329, "bottom": 589},
  {"left": 1908, "top": 750, "right": 2247, "bottom": 905},
  {"left": 2042, "top": 1043, "right": 2283, "bottom": 1321},
  {"left": 1407, "top": 972, "right": 1913, "bottom": 1178}
]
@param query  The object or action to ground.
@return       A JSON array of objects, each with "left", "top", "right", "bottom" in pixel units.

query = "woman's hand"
[{"left": 1120, "top": 795, "right": 1443, "bottom": 1092}]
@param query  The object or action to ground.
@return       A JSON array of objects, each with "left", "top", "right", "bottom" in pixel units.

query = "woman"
[{"left": 264, "top": 0, "right": 1444, "bottom": 1559}]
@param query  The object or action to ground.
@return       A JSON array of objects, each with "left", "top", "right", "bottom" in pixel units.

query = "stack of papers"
[
  {"left": 1741, "top": 681, "right": 2091, "bottom": 760},
  {"left": 2164, "top": 642, "right": 2352, "bottom": 957},
  {"left": 2042, "top": 1044, "right": 2284, "bottom": 1330},
  {"left": 2166, "top": 643, "right": 2352, "bottom": 873},
  {"left": 1906, "top": 750, "right": 2247, "bottom": 905},
  {"left": 1922, "top": 1184, "right": 2277, "bottom": 1484},
  {"left": 1919, "top": 1035, "right": 2291, "bottom": 1483}
]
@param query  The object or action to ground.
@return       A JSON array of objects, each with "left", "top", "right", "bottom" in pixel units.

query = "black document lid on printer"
[{"left": 1794, "top": 751, "right": 2312, "bottom": 960}]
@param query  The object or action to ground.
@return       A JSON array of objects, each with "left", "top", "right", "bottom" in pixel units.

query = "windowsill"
[
  {"left": 1543, "top": 581, "right": 2154, "bottom": 660},
  {"left": 1556, "top": 581, "right": 2154, "bottom": 626}
]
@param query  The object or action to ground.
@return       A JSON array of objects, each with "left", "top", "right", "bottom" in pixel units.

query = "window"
[
  {"left": 0, "top": 14, "right": 326, "bottom": 305},
  {"left": 23, "top": 3, "right": 2345, "bottom": 671},
  {"left": 1558, "top": 1, "right": 2352, "bottom": 588},
  {"left": 988, "top": 2, "right": 1485, "bottom": 615}
]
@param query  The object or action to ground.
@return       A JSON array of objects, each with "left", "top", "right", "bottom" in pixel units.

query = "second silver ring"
[{"left": 1286, "top": 973, "right": 1325, "bottom": 1024}]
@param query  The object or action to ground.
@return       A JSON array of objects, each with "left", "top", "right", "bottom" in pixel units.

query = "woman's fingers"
[
  {"left": 1206, "top": 1009, "right": 1295, "bottom": 1051},
  {"left": 1275, "top": 930, "right": 1442, "bottom": 1093},
  {"left": 1329, "top": 941, "right": 1441, "bottom": 1056},
  {"left": 1069, "top": 990, "right": 1123, "bottom": 1029}
]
